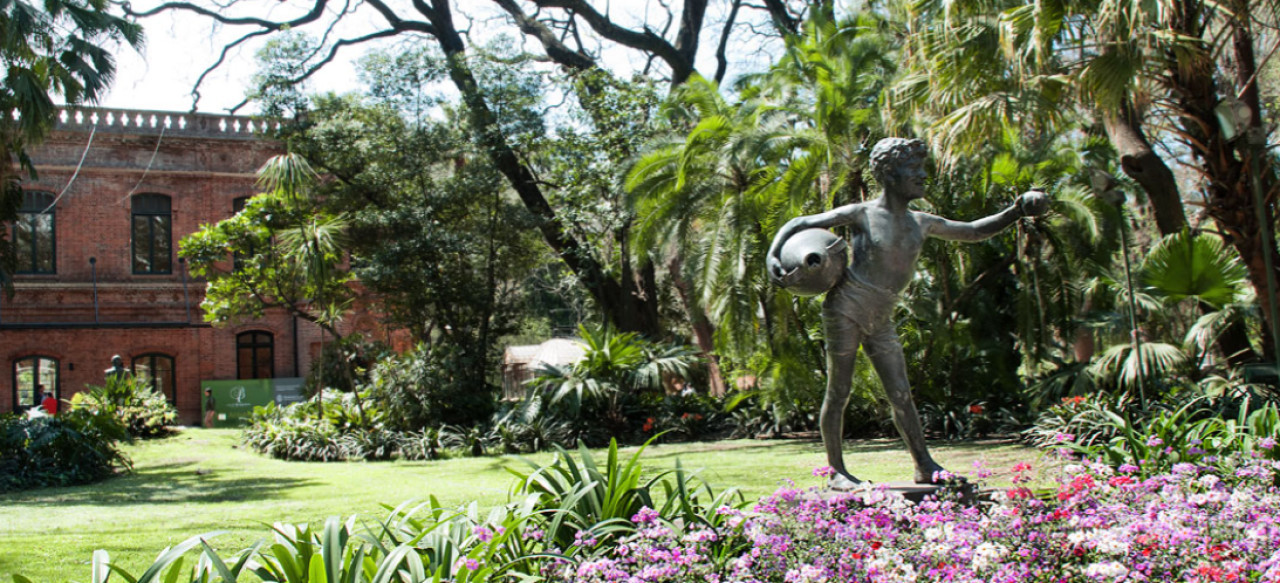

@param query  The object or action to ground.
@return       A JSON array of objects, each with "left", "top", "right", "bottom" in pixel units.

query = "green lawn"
[{"left": 0, "top": 428, "right": 1045, "bottom": 581}]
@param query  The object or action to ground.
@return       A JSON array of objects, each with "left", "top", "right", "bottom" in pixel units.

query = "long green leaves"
[{"left": 66, "top": 441, "right": 749, "bottom": 583}]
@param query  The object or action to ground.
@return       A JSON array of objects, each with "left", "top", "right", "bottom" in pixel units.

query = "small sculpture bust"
[{"left": 105, "top": 354, "right": 128, "bottom": 381}]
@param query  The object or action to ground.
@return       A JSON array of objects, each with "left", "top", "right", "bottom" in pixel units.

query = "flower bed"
[{"left": 554, "top": 459, "right": 1280, "bottom": 582}]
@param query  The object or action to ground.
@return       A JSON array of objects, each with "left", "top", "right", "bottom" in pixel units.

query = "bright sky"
[
  {"left": 100, "top": 1, "right": 783, "bottom": 115},
  {"left": 103, "top": 10, "right": 360, "bottom": 114}
]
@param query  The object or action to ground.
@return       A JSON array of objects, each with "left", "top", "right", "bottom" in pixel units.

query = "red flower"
[{"left": 969, "top": 404, "right": 985, "bottom": 414}]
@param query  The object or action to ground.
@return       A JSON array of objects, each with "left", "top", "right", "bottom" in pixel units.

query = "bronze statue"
[
  {"left": 105, "top": 354, "right": 128, "bottom": 381},
  {"left": 767, "top": 137, "right": 1048, "bottom": 489}
]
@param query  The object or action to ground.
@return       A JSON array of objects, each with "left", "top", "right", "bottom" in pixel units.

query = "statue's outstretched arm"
[
  {"left": 925, "top": 190, "right": 1048, "bottom": 242},
  {"left": 766, "top": 205, "right": 863, "bottom": 283}
]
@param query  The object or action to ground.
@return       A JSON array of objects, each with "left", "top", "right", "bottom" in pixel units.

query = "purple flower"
[
  {"left": 812, "top": 466, "right": 835, "bottom": 478},
  {"left": 1260, "top": 437, "right": 1276, "bottom": 450},
  {"left": 632, "top": 506, "right": 660, "bottom": 525},
  {"left": 1146, "top": 436, "right": 1164, "bottom": 447}
]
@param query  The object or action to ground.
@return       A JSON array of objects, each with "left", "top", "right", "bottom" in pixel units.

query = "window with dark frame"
[
  {"left": 132, "top": 194, "right": 172, "bottom": 274},
  {"left": 236, "top": 331, "right": 274, "bottom": 379},
  {"left": 132, "top": 354, "right": 176, "bottom": 404},
  {"left": 14, "top": 191, "right": 56, "bottom": 274},
  {"left": 12, "top": 356, "right": 58, "bottom": 412}
]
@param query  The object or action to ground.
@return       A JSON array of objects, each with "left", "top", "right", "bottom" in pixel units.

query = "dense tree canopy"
[{"left": 142, "top": 0, "right": 1280, "bottom": 430}]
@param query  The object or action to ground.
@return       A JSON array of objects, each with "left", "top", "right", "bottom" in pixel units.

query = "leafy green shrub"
[
  {"left": 306, "top": 334, "right": 392, "bottom": 393},
  {"left": 491, "top": 398, "right": 576, "bottom": 453},
  {"left": 243, "top": 403, "right": 349, "bottom": 462},
  {"left": 0, "top": 409, "right": 130, "bottom": 492},
  {"left": 72, "top": 375, "right": 178, "bottom": 438},
  {"left": 366, "top": 344, "right": 496, "bottom": 430},
  {"left": 244, "top": 396, "right": 467, "bottom": 462},
  {"left": 530, "top": 325, "right": 699, "bottom": 442},
  {"left": 1033, "top": 394, "right": 1280, "bottom": 478},
  {"left": 507, "top": 437, "right": 744, "bottom": 550},
  {"left": 397, "top": 426, "right": 450, "bottom": 461},
  {"left": 1025, "top": 393, "right": 1127, "bottom": 449},
  {"left": 636, "top": 393, "right": 728, "bottom": 442}
]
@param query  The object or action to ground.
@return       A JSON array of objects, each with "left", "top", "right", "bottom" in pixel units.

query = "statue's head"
[
  {"left": 111, "top": 354, "right": 123, "bottom": 367},
  {"left": 870, "top": 138, "right": 928, "bottom": 199}
]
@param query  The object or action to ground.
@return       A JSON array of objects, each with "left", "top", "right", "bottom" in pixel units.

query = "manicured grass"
[{"left": 0, "top": 428, "right": 1044, "bottom": 581}]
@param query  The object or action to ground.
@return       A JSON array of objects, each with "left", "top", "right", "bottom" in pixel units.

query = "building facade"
[{"left": 1, "top": 108, "right": 370, "bottom": 423}]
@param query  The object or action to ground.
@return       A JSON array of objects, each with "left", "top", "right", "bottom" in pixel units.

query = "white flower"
[
  {"left": 1091, "top": 528, "right": 1130, "bottom": 556},
  {"left": 971, "top": 542, "right": 1008, "bottom": 572},
  {"left": 1084, "top": 560, "right": 1129, "bottom": 580},
  {"left": 924, "top": 523, "right": 955, "bottom": 542}
]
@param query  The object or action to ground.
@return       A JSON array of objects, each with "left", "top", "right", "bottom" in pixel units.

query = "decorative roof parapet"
[{"left": 53, "top": 106, "right": 282, "bottom": 139}]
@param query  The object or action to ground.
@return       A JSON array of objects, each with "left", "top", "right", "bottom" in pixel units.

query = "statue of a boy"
[{"left": 766, "top": 137, "right": 1048, "bottom": 489}]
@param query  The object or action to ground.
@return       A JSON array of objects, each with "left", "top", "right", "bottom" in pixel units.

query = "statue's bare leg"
[
  {"left": 821, "top": 301, "right": 865, "bottom": 491},
  {"left": 864, "top": 332, "right": 945, "bottom": 484}
]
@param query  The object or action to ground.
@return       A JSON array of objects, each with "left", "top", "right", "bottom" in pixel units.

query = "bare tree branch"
[
  {"left": 492, "top": 0, "right": 596, "bottom": 70},
  {"left": 715, "top": 0, "right": 743, "bottom": 84},
  {"left": 124, "top": 0, "right": 330, "bottom": 28},
  {"left": 759, "top": 0, "right": 798, "bottom": 35},
  {"left": 531, "top": 0, "right": 694, "bottom": 83},
  {"left": 192, "top": 28, "right": 271, "bottom": 110}
]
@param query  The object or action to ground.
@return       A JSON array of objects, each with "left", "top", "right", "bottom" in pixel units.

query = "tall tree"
[
  {"left": 895, "top": 0, "right": 1280, "bottom": 358},
  {"left": 124, "top": 0, "right": 810, "bottom": 338},
  {"left": 180, "top": 153, "right": 356, "bottom": 339}
]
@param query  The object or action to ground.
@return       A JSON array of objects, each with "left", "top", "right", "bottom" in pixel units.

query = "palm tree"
[
  {"left": 627, "top": 10, "right": 900, "bottom": 410},
  {"left": 896, "top": 0, "right": 1280, "bottom": 358}
]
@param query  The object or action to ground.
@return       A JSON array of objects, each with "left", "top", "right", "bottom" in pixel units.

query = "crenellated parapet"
[{"left": 53, "top": 106, "right": 281, "bottom": 139}]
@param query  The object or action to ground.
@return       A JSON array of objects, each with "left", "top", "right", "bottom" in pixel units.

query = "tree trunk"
[
  {"left": 1101, "top": 105, "right": 1186, "bottom": 235},
  {"left": 426, "top": 1, "right": 662, "bottom": 337},
  {"left": 1167, "top": 0, "right": 1279, "bottom": 359},
  {"left": 668, "top": 256, "right": 727, "bottom": 396}
]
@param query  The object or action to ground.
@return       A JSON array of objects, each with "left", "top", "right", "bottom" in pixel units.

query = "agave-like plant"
[{"left": 530, "top": 325, "right": 698, "bottom": 425}]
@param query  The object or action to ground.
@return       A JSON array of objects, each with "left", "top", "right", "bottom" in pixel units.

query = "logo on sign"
[{"left": 231, "top": 386, "right": 247, "bottom": 404}]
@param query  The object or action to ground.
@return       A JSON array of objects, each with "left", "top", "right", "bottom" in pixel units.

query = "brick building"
[{"left": 0, "top": 107, "right": 378, "bottom": 424}]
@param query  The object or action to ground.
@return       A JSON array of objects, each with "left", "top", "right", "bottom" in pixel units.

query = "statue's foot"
[{"left": 828, "top": 472, "right": 864, "bottom": 492}]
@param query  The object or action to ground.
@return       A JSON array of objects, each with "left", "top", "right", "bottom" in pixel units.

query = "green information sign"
[{"left": 201, "top": 379, "right": 273, "bottom": 427}]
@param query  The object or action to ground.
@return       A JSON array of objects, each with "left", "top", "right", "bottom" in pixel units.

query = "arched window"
[
  {"left": 14, "top": 191, "right": 56, "bottom": 274},
  {"left": 132, "top": 194, "right": 172, "bottom": 274},
  {"left": 237, "top": 331, "right": 274, "bottom": 379},
  {"left": 133, "top": 354, "right": 176, "bottom": 404},
  {"left": 12, "top": 356, "right": 58, "bottom": 412}
]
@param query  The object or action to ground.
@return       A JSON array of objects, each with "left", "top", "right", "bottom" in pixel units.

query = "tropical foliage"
[
  {"left": 72, "top": 374, "right": 178, "bottom": 439},
  {"left": 0, "top": 407, "right": 130, "bottom": 492}
]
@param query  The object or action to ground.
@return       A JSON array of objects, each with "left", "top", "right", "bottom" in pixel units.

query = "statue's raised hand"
[
  {"left": 1017, "top": 190, "right": 1049, "bottom": 217},
  {"left": 766, "top": 255, "right": 788, "bottom": 286}
]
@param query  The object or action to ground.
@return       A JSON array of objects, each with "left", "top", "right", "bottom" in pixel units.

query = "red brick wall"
[{"left": 0, "top": 108, "right": 331, "bottom": 423}]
